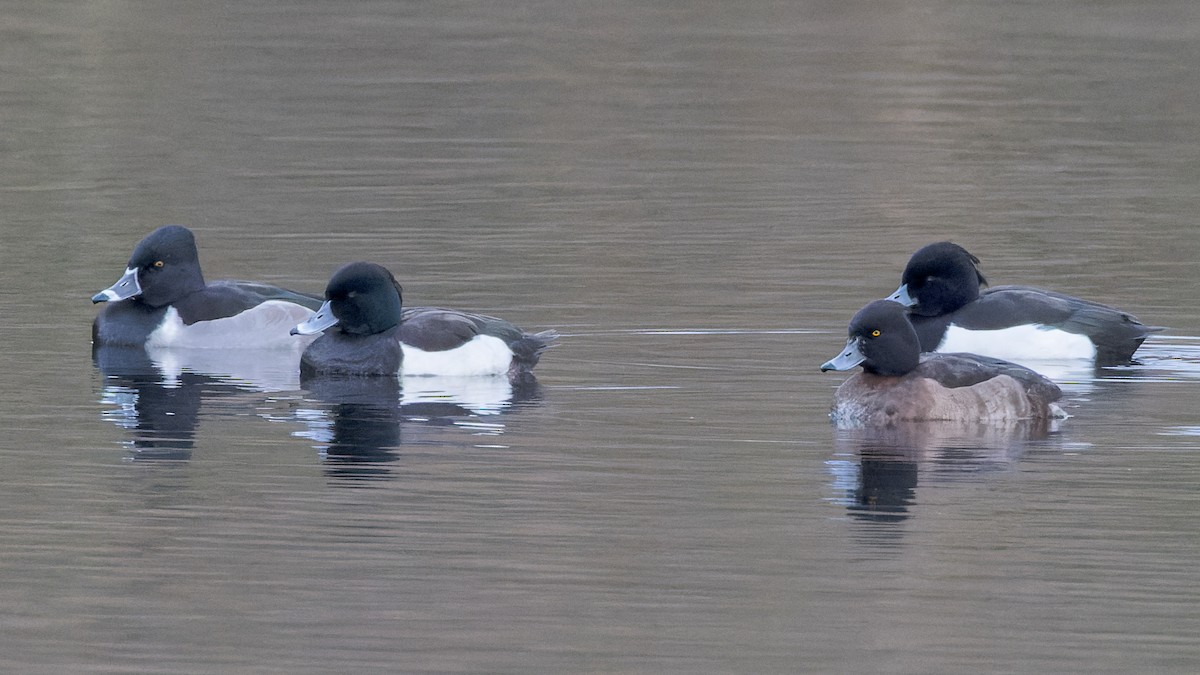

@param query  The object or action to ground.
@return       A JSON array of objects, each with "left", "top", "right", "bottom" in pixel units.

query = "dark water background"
[{"left": 3, "top": 2, "right": 1200, "bottom": 672}]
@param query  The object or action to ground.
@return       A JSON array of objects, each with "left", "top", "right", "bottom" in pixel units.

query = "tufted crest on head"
[
  {"left": 897, "top": 241, "right": 987, "bottom": 316},
  {"left": 323, "top": 261, "right": 404, "bottom": 336}
]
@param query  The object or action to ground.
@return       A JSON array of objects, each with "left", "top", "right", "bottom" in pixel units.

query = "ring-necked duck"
[
  {"left": 887, "top": 242, "right": 1158, "bottom": 366},
  {"left": 92, "top": 225, "right": 322, "bottom": 348},
  {"left": 821, "top": 300, "right": 1065, "bottom": 425},
  {"left": 291, "top": 261, "right": 557, "bottom": 380}
]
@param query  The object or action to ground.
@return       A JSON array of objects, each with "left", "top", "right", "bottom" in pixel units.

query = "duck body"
[
  {"left": 829, "top": 352, "right": 1064, "bottom": 426},
  {"left": 92, "top": 226, "right": 321, "bottom": 348},
  {"left": 822, "top": 300, "right": 1064, "bottom": 426},
  {"left": 397, "top": 307, "right": 553, "bottom": 378},
  {"left": 300, "top": 326, "right": 403, "bottom": 378},
  {"left": 890, "top": 242, "right": 1158, "bottom": 366},
  {"left": 293, "top": 262, "right": 556, "bottom": 379}
]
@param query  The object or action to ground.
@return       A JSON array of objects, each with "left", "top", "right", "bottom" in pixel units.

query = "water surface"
[{"left": 3, "top": 1, "right": 1200, "bottom": 672}]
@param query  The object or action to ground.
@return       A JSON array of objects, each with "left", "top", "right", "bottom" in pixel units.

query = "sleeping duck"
[{"left": 888, "top": 241, "right": 1158, "bottom": 366}]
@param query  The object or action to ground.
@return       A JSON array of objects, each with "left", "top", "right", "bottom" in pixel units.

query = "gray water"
[{"left": 3, "top": 1, "right": 1200, "bottom": 673}]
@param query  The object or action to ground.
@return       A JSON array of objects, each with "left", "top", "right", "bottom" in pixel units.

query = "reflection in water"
[
  {"left": 95, "top": 345, "right": 304, "bottom": 460},
  {"left": 827, "top": 420, "right": 1060, "bottom": 529},
  {"left": 1118, "top": 335, "right": 1200, "bottom": 380},
  {"left": 292, "top": 373, "right": 543, "bottom": 482},
  {"left": 144, "top": 345, "right": 303, "bottom": 392},
  {"left": 96, "top": 347, "right": 204, "bottom": 460},
  {"left": 96, "top": 342, "right": 546, "bottom": 476},
  {"left": 35, "top": 0, "right": 1200, "bottom": 667},
  {"left": 295, "top": 375, "right": 403, "bottom": 479},
  {"left": 1008, "top": 359, "right": 1099, "bottom": 386}
]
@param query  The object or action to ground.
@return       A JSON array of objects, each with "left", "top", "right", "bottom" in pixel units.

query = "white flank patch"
[
  {"left": 400, "top": 335, "right": 512, "bottom": 377},
  {"left": 938, "top": 324, "right": 1096, "bottom": 362},
  {"left": 146, "top": 301, "right": 316, "bottom": 350}
]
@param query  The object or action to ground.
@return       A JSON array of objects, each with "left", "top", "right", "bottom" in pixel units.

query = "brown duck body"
[
  {"left": 831, "top": 353, "right": 1064, "bottom": 426},
  {"left": 822, "top": 301, "right": 1066, "bottom": 427}
]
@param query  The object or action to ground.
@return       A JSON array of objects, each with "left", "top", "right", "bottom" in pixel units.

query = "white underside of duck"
[
  {"left": 400, "top": 335, "right": 513, "bottom": 377},
  {"left": 938, "top": 324, "right": 1096, "bottom": 362},
  {"left": 146, "top": 302, "right": 316, "bottom": 350}
]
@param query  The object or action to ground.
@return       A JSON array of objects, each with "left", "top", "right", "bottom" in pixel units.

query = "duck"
[
  {"left": 92, "top": 225, "right": 322, "bottom": 348},
  {"left": 290, "top": 261, "right": 557, "bottom": 380},
  {"left": 820, "top": 300, "right": 1065, "bottom": 426},
  {"left": 887, "top": 241, "right": 1158, "bottom": 366}
]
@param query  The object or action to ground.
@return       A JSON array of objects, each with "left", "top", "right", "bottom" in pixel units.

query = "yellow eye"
[
  {"left": 871, "top": 329, "right": 881, "bottom": 337},
  {"left": 153, "top": 260, "right": 164, "bottom": 268}
]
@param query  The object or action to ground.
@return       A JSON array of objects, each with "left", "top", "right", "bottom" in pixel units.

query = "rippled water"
[{"left": 3, "top": 1, "right": 1200, "bottom": 672}]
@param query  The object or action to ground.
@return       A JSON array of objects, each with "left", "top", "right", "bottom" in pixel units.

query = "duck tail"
[{"left": 508, "top": 329, "right": 560, "bottom": 378}]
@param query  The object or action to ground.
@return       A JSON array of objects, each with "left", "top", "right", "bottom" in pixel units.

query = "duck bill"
[
  {"left": 886, "top": 283, "right": 916, "bottom": 307},
  {"left": 92, "top": 267, "right": 142, "bottom": 303},
  {"left": 821, "top": 337, "right": 867, "bottom": 372},
  {"left": 290, "top": 300, "right": 339, "bottom": 336}
]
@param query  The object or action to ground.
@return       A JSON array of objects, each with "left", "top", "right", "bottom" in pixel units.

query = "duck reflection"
[
  {"left": 294, "top": 375, "right": 403, "bottom": 477},
  {"left": 293, "top": 373, "right": 543, "bottom": 482},
  {"left": 827, "top": 419, "right": 1059, "bottom": 525},
  {"left": 95, "top": 342, "right": 544, "bottom": 472},
  {"left": 94, "top": 344, "right": 304, "bottom": 460},
  {"left": 96, "top": 346, "right": 201, "bottom": 459}
]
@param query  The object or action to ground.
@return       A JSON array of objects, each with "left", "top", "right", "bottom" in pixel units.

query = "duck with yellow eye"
[
  {"left": 820, "top": 300, "right": 1066, "bottom": 426},
  {"left": 92, "top": 225, "right": 324, "bottom": 349}
]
